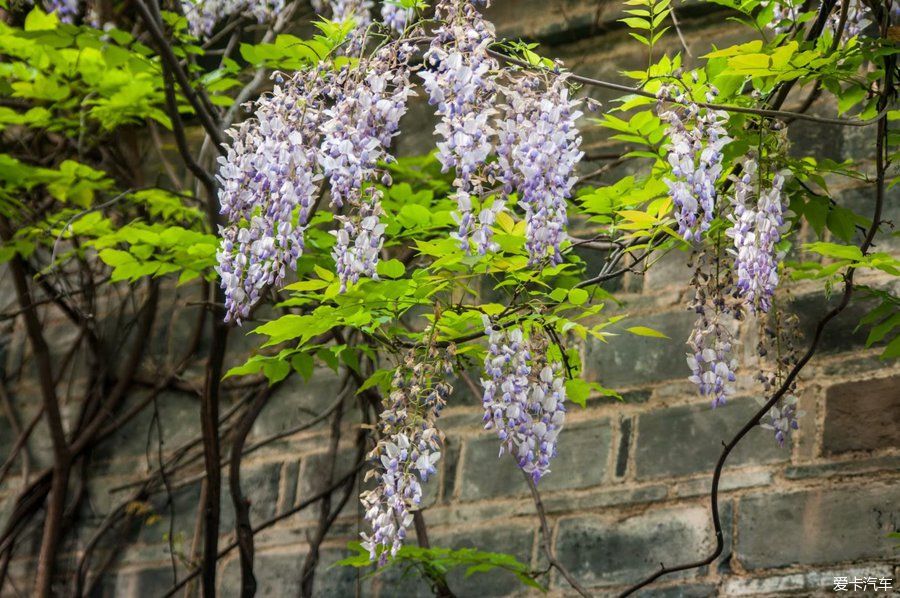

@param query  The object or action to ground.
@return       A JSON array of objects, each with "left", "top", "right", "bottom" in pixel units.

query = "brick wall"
[{"left": 1, "top": 1, "right": 899, "bottom": 596}]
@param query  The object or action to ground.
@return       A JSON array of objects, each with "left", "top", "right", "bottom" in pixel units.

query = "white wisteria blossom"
[
  {"left": 496, "top": 73, "right": 583, "bottom": 265},
  {"left": 216, "top": 68, "right": 329, "bottom": 323},
  {"left": 320, "top": 42, "right": 416, "bottom": 291},
  {"left": 481, "top": 318, "right": 567, "bottom": 482},
  {"left": 180, "top": 0, "right": 285, "bottom": 37},
  {"left": 420, "top": 0, "right": 500, "bottom": 253},
  {"left": 726, "top": 157, "right": 788, "bottom": 315},
  {"left": 361, "top": 348, "right": 453, "bottom": 563},
  {"left": 658, "top": 83, "right": 730, "bottom": 243}
]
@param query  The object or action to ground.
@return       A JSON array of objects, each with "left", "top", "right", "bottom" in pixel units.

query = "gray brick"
[
  {"left": 219, "top": 551, "right": 300, "bottom": 597},
  {"left": 823, "top": 376, "right": 900, "bottom": 454},
  {"left": 785, "top": 455, "right": 900, "bottom": 480},
  {"left": 459, "top": 421, "right": 611, "bottom": 501},
  {"left": 555, "top": 505, "right": 721, "bottom": 587},
  {"left": 230, "top": 461, "right": 282, "bottom": 523},
  {"left": 585, "top": 310, "right": 696, "bottom": 388},
  {"left": 736, "top": 485, "right": 900, "bottom": 570},
  {"left": 635, "top": 396, "right": 786, "bottom": 479},
  {"left": 791, "top": 291, "right": 883, "bottom": 356}
]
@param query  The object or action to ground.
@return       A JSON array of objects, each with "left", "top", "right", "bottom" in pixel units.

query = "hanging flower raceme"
[
  {"left": 496, "top": 74, "right": 583, "bottom": 266},
  {"left": 685, "top": 254, "right": 739, "bottom": 408},
  {"left": 419, "top": 0, "right": 500, "bottom": 253},
  {"left": 360, "top": 347, "right": 454, "bottom": 564},
  {"left": 44, "top": 0, "right": 79, "bottom": 23},
  {"left": 319, "top": 41, "right": 416, "bottom": 291},
  {"left": 481, "top": 317, "right": 567, "bottom": 482},
  {"left": 828, "top": 0, "right": 868, "bottom": 41},
  {"left": 726, "top": 157, "right": 787, "bottom": 315},
  {"left": 687, "top": 316, "right": 738, "bottom": 408},
  {"left": 658, "top": 83, "right": 730, "bottom": 243},
  {"left": 381, "top": 0, "right": 414, "bottom": 32},
  {"left": 763, "top": 394, "right": 801, "bottom": 446},
  {"left": 216, "top": 68, "right": 330, "bottom": 324},
  {"left": 180, "top": 0, "right": 285, "bottom": 38}
]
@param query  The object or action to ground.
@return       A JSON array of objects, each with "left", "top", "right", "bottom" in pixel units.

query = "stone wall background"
[{"left": 1, "top": 1, "right": 898, "bottom": 596}]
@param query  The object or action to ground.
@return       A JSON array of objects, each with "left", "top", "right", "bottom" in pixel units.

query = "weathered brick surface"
[
  {"left": 635, "top": 396, "right": 787, "bottom": 479},
  {"left": 823, "top": 376, "right": 900, "bottom": 454},
  {"left": 584, "top": 309, "right": 697, "bottom": 388},
  {"left": 736, "top": 485, "right": 900, "bottom": 570},
  {"left": 555, "top": 504, "right": 729, "bottom": 587},
  {"left": 458, "top": 421, "right": 612, "bottom": 500}
]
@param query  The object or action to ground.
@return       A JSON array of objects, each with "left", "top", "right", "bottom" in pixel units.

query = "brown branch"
[
  {"left": 524, "top": 473, "right": 591, "bottom": 597},
  {"left": 0, "top": 217, "right": 71, "bottom": 597},
  {"left": 162, "top": 459, "right": 366, "bottom": 597},
  {"left": 300, "top": 399, "right": 345, "bottom": 597},
  {"left": 228, "top": 386, "right": 273, "bottom": 598},
  {"left": 134, "top": 0, "right": 225, "bottom": 151}
]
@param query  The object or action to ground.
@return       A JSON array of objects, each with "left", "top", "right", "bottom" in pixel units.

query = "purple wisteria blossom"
[
  {"left": 496, "top": 74, "right": 583, "bottom": 265},
  {"left": 419, "top": 0, "right": 500, "bottom": 253},
  {"left": 180, "top": 0, "right": 285, "bottom": 37},
  {"left": 726, "top": 157, "right": 787, "bottom": 314},
  {"left": 320, "top": 42, "right": 416, "bottom": 291},
  {"left": 216, "top": 68, "right": 329, "bottom": 324},
  {"left": 44, "top": 0, "right": 79, "bottom": 23},
  {"left": 762, "top": 394, "right": 802, "bottom": 446},
  {"left": 381, "top": 1, "right": 414, "bottom": 32},
  {"left": 361, "top": 349, "right": 453, "bottom": 563},
  {"left": 481, "top": 317, "right": 567, "bottom": 482},
  {"left": 658, "top": 84, "right": 730, "bottom": 243},
  {"left": 687, "top": 316, "right": 738, "bottom": 408}
]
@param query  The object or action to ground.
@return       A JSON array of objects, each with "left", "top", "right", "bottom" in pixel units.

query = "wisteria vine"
[{"left": 208, "top": 0, "right": 868, "bottom": 569}]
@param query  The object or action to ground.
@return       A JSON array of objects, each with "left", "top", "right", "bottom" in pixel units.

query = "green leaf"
[
  {"left": 804, "top": 242, "right": 863, "bottom": 261},
  {"left": 881, "top": 335, "right": 900, "bottom": 360},
  {"left": 626, "top": 325, "right": 669, "bottom": 339},
  {"left": 291, "top": 353, "right": 315, "bottom": 381},
  {"left": 376, "top": 258, "right": 405, "bottom": 279},
  {"left": 567, "top": 288, "right": 589, "bottom": 305}
]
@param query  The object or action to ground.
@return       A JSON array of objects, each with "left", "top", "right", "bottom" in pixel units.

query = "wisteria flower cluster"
[
  {"left": 381, "top": 0, "right": 415, "bottom": 33},
  {"left": 420, "top": 0, "right": 502, "bottom": 253},
  {"left": 44, "top": 0, "right": 80, "bottom": 23},
  {"left": 481, "top": 317, "right": 568, "bottom": 482},
  {"left": 217, "top": 67, "right": 330, "bottom": 324},
  {"left": 658, "top": 83, "right": 730, "bottom": 243},
  {"left": 687, "top": 315, "right": 738, "bottom": 408},
  {"left": 360, "top": 346, "right": 454, "bottom": 563},
  {"left": 217, "top": 36, "right": 418, "bottom": 319},
  {"left": 685, "top": 253, "right": 741, "bottom": 409},
  {"left": 726, "top": 157, "right": 788, "bottom": 314},
  {"left": 755, "top": 304, "right": 804, "bottom": 446},
  {"left": 321, "top": 42, "right": 416, "bottom": 291},
  {"left": 496, "top": 74, "right": 584, "bottom": 265},
  {"left": 180, "top": 0, "right": 285, "bottom": 37},
  {"left": 763, "top": 394, "right": 801, "bottom": 446}
]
